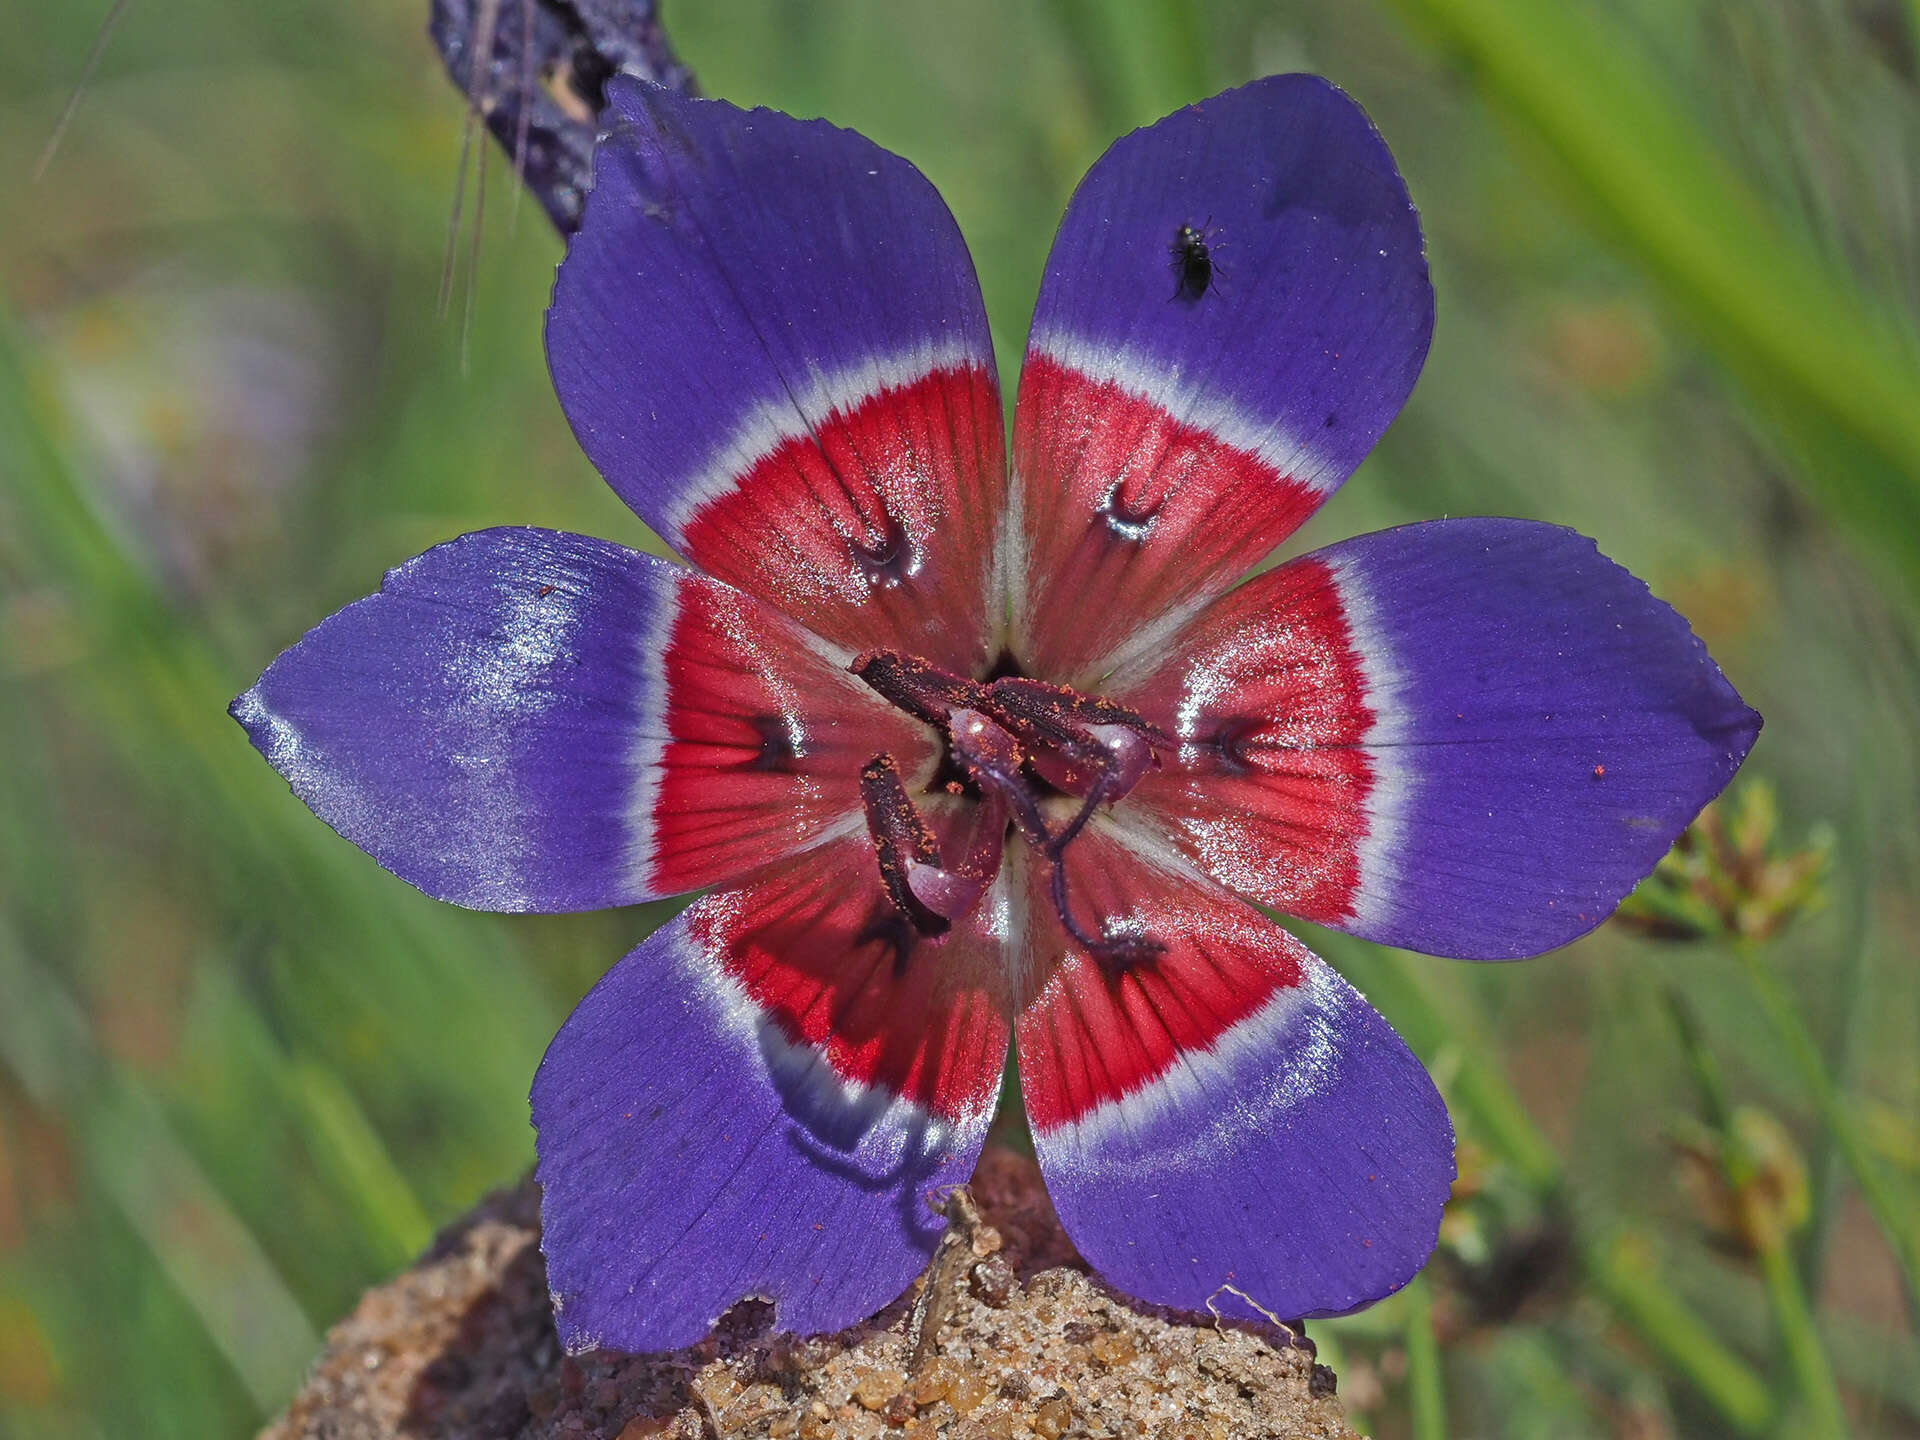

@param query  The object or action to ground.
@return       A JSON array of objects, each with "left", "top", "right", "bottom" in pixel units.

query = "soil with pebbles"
[{"left": 260, "top": 1146, "right": 1357, "bottom": 1440}]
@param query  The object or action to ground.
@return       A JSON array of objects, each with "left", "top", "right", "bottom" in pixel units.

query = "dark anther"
[
  {"left": 860, "top": 754, "right": 947, "bottom": 937},
  {"left": 981, "top": 676, "right": 1168, "bottom": 813},
  {"left": 986, "top": 675, "right": 1171, "bottom": 750},
  {"left": 850, "top": 513, "right": 915, "bottom": 587},
  {"left": 1098, "top": 478, "right": 1165, "bottom": 540},
  {"left": 856, "top": 651, "right": 1175, "bottom": 958},
  {"left": 987, "top": 676, "right": 1124, "bottom": 724},
  {"left": 745, "top": 713, "right": 802, "bottom": 772},
  {"left": 852, "top": 651, "right": 985, "bottom": 728},
  {"left": 860, "top": 753, "right": 997, "bottom": 943}
]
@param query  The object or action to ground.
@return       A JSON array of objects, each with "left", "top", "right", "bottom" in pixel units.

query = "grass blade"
[
  {"left": 1405, "top": 1275, "right": 1448, "bottom": 1440},
  {"left": 1384, "top": 0, "right": 1920, "bottom": 599}
]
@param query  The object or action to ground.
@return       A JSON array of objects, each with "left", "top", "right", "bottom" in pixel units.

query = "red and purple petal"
[
  {"left": 1010, "top": 75, "right": 1432, "bottom": 683},
  {"left": 232, "top": 528, "right": 926, "bottom": 912},
  {"left": 1015, "top": 833, "right": 1453, "bottom": 1320},
  {"left": 1111, "top": 518, "right": 1761, "bottom": 958},
  {"left": 533, "top": 836, "right": 1011, "bottom": 1352},
  {"left": 648, "top": 573, "right": 933, "bottom": 897},
  {"left": 547, "top": 80, "right": 1006, "bottom": 674}
]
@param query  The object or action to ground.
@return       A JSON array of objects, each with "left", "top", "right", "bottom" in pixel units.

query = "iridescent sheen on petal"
[
  {"left": 1110, "top": 519, "right": 1761, "bottom": 958},
  {"left": 548, "top": 80, "right": 1006, "bottom": 674},
  {"left": 234, "top": 528, "right": 923, "bottom": 912},
  {"left": 1011, "top": 75, "right": 1433, "bottom": 683},
  {"left": 534, "top": 836, "right": 1011, "bottom": 1352},
  {"left": 1015, "top": 831, "right": 1454, "bottom": 1319}
]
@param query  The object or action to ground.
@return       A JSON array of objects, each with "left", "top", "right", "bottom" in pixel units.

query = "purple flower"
[{"left": 232, "top": 76, "right": 1758, "bottom": 1353}]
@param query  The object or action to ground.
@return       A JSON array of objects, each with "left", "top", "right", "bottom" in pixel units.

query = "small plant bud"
[
  {"left": 1673, "top": 1106, "right": 1810, "bottom": 1257},
  {"left": 1614, "top": 780, "right": 1830, "bottom": 944}
]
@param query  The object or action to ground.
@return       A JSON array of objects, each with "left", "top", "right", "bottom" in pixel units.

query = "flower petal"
[
  {"left": 533, "top": 835, "right": 1012, "bottom": 1352},
  {"left": 1011, "top": 75, "right": 1432, "bottom": 683},
  {"left": 548, "top": 79, "right": 1006, "bottom": 674},
  {"left": 232, "top": 528, "right": 928, "bottom": 912},
  {"left": 1016, "top": 831, "right": 1453, "bottom": 1319},
  {"left": 1109, "top": 518, "right": 1761, "bottom": 958}
]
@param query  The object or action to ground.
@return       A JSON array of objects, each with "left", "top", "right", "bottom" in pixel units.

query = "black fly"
[{"left": 1169, "top": 218, "right": 1224, "bottom": 301}]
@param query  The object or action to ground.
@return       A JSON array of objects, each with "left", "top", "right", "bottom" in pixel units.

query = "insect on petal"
[
  {"left": 1015, "top": 830, "right": 1454, "bottom": 1320},
  {"left": 533, "top": 832, "right": 1013, "bottom": 1352},
  {"left": 1108, "top": 518, "right": 1761, "bottom": 958},
  {"left": 547, "top": 79, "right": 1007, "bottom": 674},
  {"left": 231, "top": 528, "right": 925, "bottom": 912},
  {"left": 1011, "top": 75, "right": 1433, "bottom": 684}
]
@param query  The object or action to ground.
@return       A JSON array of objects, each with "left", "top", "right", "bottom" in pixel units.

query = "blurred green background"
[{"left": 3, "top": 1, "right": 1918, "bottom": 1436}]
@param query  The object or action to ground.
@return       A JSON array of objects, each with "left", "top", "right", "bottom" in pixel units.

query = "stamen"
[
  {"left": 947, "top": 709, "right": 1050, "bottom": 850},
  {"left": 947, "top": 709, "right": 1164, "bottom": 966},
  {"left": 905, "top": 861, "right": 987, "bottom": 922},
  {"left": 1048, "top": 724, "right": 1158, "bottom": 853},
  {"left": 905, "top": 797, "right": 1005, "bottom": 922},
  {"left": 860, "top": 753, "right": 947, "bottom": 936},
  {"left": 852, "top": 650, "right": 983, "bottom": 727},
  {"left": 979, "top": 675, "right": 1171, "bottom": 799},
  {"left": 853, "top": 652, "right": 1176, "bottom": 968},
  {"left": 1086, "top": 723, "right": 1156, "bottom": 796},
  {"left": 860, "top": 751, "right": 1006, "bottom": 938}
]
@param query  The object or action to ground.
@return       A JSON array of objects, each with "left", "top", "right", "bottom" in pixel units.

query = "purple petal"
[
  {"left": 1112, "top": 518, "right": 1760, "bottom": 958},
  {"left": 534, "top": 843, "right": 1011, "bottom": 1352},
  {"left": 232, "top": 527, "right": 924, "bottom": 912},
  {"left": 1012, "top": 75, "right": 1433, "bottom": 682},
  {"left": 1321, "top": 520, "right": 1760, "bottom": 957},
  {"left": 1016, "top": 836, "right": 1453, "bottom": 1320},
  {"left": 547, "top": 80, "right": 1005, "bottom": 673}
]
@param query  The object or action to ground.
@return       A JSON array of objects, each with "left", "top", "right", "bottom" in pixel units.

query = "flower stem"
[
  {"left": 1732, "top": 941, "right": 1920, "bottom": 1326},
  {"left": 1404, "top": 1275, "right": 1448, "bottom": 1440},
  {"left": 1345, "top": 942, "right": 1774, "bottom": 1432},
  {"left": 1757, "top": 1240, "right": 1851, "bottom": 1439},
  {"left": 1798, "top": 811, "right": 1875, "bottom": 1309},
  {"left": 1583, "top": 1229, "right": 1773, "bottom": 1435},
  {"left": 1666, "top": 986, "right": 1849, "bottom": 1439}
]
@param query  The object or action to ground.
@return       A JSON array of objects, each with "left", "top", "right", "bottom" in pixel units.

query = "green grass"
[{"left": 3, "top": 0, "right": 1918, "bottom": 1434}]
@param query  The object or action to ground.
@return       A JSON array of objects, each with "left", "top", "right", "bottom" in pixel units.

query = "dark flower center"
[{"left": 853, "top": 650, "right": 1171, "bottom": 967}]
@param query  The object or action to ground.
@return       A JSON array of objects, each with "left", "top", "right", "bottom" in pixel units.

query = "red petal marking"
[
  {"left": 1015, "top": 832, "right": 1305, "bottom": 1133},
  {"left": 1109, "top": 555, "right": 1375, "bottom": 928},
  {"left": 1011, "top": 353, "right": 1321, "bottom": 684},
  {"left": 677, "top": 364, "right": 1006, "bottom": 675},
  {"left": 691, "top": 831, "right": 1013, "bottom": 1120},
  {"left": 651, "top": 575, "right": 934, "bottom": 896}
]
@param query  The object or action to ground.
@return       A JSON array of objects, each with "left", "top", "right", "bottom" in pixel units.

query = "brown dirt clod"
[{"left": 259, "top": 1148, "right": 1357, "bottom": 1440}]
